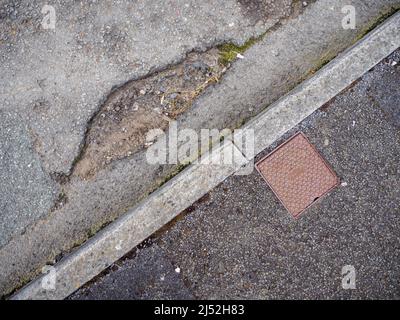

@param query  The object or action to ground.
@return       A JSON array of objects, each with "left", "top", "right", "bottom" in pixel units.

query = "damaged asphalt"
[
  {"left": 0, "top": 0, "right": 297, "bottom": 284},
  {"left": 1, "top": 0, "right": 400, "bottom": 298}
]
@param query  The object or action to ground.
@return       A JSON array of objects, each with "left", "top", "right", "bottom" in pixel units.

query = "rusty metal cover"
[{"left": 256, "top": 132, "right": 339, "bottom": 218}]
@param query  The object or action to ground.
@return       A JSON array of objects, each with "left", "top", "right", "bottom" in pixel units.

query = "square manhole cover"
[{"left": 256, "top": 132, "right": 339, "bottom": 218}]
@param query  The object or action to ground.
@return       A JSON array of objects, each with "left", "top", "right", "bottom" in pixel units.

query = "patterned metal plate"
[{"left": 256, "top": 132, "right": 339, "bottom": 218}]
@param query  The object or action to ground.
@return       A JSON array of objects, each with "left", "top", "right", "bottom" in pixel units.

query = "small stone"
[
  {"left": 175, "top": 267, "right": 181, "bottom": 273},
  {"left": 391, "top": 61, "right": 398, "bottom": 66},
  {"left": 303, "top": 1, "right": 308, "bottom": 6},
  {"left": 272, "top": 50, "right": 280, "bottom": 57},
  {"left": 168, "top": 93, "right": 178, "bottom": 99},
  {"left": 341, "top": 182, "right": 348, "bottom": 187},
  {"left": 192, "top": 61, "right": 209, "bottom": 73},
  {"left": 324, "top": 138, "right": 329, "bottom": 146},
  {"left": 139, "top": 89, "right": 146, "bottom": 95},
  {"left": 236, "top": 53, "right": 244, "bottom": 59},
  {"left": 115, "top": 241, "right": 122, "bottom": 250}
]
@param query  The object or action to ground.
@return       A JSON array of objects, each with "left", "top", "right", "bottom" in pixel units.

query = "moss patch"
[
  {"left": 218, "top": 36, "right": 261, "bottom": 65},
  {"left": 357, "top": 6, "right": 399, "bottom": 41}
]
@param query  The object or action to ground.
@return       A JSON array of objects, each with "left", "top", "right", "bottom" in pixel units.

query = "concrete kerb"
[
  {"left": 232, "top": 11, "right": 400, "bottom": 157},
  {"left": 11, "top": 140, "right": 248, "bottom": 300},
  {"left": 11, "top": 12, "right": 400, "bottom": 300}
]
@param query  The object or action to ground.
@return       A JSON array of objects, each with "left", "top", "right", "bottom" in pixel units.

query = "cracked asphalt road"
[
  {"left": 0, "top": 0, "right": 298, "bottom": 266},
  {"left": 71, "top": 49, "right": 400, "bottom": 300},
  {"left": 0, "top": 0, "right": 294, "bottom": 175},
  {"left": 2, "top": 0, "right": 399, "bottom": 298}
]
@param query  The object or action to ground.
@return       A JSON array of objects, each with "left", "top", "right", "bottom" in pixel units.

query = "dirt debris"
[{"left": 74, "top": 48, "right": 228, "bottom": 179}]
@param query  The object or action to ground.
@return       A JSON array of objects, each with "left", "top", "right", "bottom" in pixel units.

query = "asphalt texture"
[
  {"left": 2, "top": 0, "right": 400, "bottom": 298},
  {"left": 0, "top": 0, "right": 294, "bottom": 175},
  {"left": 70, "top": 50, "right": 400, "bottom": 300},
  {"left": 0, "top": 111, "right": 59, "bottom": 248}
]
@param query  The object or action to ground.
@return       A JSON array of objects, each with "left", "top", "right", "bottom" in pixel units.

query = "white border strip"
[{"left": 12, "top": 12, "right": 400, "bottom": 300}]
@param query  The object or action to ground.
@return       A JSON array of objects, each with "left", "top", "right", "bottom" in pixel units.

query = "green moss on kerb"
[
  {"left": 218, "top": 33, "right": 264, "bottom": 65},
  {"left": 158, "top": 163, "right": 189, "bottom": 187},
  {"left": 356, "top": 6, "right": 399, "bottom": 42}
]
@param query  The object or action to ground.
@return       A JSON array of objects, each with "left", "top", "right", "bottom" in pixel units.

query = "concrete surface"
[
  {"left": 71, "top": 49, "right": 400, "bottom": 300},
  {"left": 2, "top": 0, "right": 400, "bottom": 298}
]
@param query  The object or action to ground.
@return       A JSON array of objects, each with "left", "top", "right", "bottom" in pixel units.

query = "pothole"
[{"left": 74, "top": 48, "right": 229, "bottom": 179}]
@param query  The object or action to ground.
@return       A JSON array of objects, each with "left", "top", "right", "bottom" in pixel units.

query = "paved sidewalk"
[{"left": 70, "top": 49, "right": 400, "bottom": 300}]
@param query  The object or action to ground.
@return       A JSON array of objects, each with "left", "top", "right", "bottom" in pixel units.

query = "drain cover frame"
[{"left": 256, "top": 132, "right": 339, "bottom": 218}]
